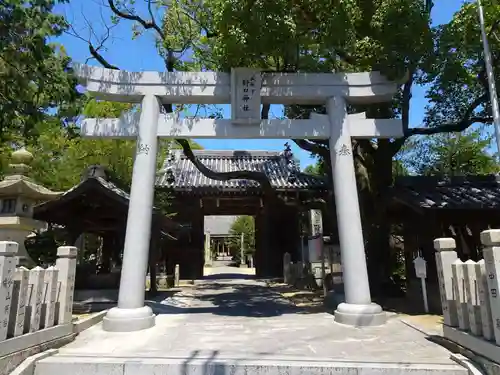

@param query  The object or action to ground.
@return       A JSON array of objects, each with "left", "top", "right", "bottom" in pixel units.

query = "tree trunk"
[{"left": 361, "top": 140, "right": 396, "bottom": 295}]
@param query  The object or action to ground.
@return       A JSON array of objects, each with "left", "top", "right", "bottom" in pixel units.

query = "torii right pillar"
[{"left": 327, "top": 96, "right": 386, "bottom": 326}]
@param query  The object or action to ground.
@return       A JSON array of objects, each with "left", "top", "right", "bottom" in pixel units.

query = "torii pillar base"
[
  {"left": 103, "top": 306, "right": 155, "bottom": 332},
  {"left": 334, "top": 303, "right": 386, "bottom": 327}
]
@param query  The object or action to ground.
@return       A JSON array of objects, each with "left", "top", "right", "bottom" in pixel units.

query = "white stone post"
[
  {"left": 8, "top": 266, "right": 28, "bottom": 337},
  {"left": 464, "top": 260, "right": 482, "bottom": 335},
  {"left": 283, "top": 252, "right": 292, "bottom": 284},
  {"left": 434, "top": 238, "right": 459, "bottom": 327},
  {"left": 0, "top": 241, "right": 18, "bottom": 340},
  {"left": 175, "top": 264, "right": 180, "bottom": 287},
  {"left": 480, "top": 230, "right": 500, "bottom": 345},
  {"left": 240, "top": 232, "right": 245, "bottom": 266},
  {"left": 103, "top": 95, "right": 160, "bottom": 332},
  {"left": 327, "top": 97, "right": 385, "bottom": 326},
  {"left": 204, "top": 232, "right": 212, "bottom": 266},
  {"left": 451, "top": 259, "right": 469, "bottom": 330},
  {"left": 476, "top": 260, "right": 494, "bottom": 340},
  {"left": 27, "top": 266, "right": 45, "bottom": 332},
  {"left": 55, "top": 246, "right": 77, "bottom": 325},
  {"left": 43, "top": 266, "right": 59, "bottom": 328}
]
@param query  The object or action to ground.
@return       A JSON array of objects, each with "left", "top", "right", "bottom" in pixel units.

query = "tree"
[
  {"left": 0, "top": 0, "right": 79, "bottom": 143},
  {"left": 26, "top": 98, "right": 137, "bottom": 190},
  {"left": 304, "top": 163, "right": 322, "bottom": 175},
  {"left": 65, "top": 0, "right": 500, "bottom": 290},
  {"left": 402, "top": 127, "right": 499, "bottom": 177},
  {"left": 225, "top": 216, "right": 255, "bottom": 262}
]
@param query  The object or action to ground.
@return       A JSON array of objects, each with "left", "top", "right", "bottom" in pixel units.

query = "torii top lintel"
[{"left": 73, "top": 64, "right": 401, "bottom": 106}]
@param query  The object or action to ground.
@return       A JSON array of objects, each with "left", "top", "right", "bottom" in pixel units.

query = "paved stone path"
[{"left": 53, "top": 266, "right": 462, "bottom": 366}]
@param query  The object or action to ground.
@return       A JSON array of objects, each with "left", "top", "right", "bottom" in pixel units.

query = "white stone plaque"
[
  {"left": 27, "top": 266, "right": 45, "bottom": 333},
  {"left": 463, "top": 260, "right": 482, "bottom": 336},
  {"left": 476, "top": 260, "right": 494, "bottom": 340},
  {"left": 434, "top": 243, "right": 459, "bottom": 327},
  {"left": 482, "top": 245, "right": 500, "bottom": 344},
  {"left": 43, "top": 266, "right": 58, "bottom": 328},
  {"left": 451, "top": 260, "right": 470, "bottom": 331},
  {"left": 231, "top": 68, "right": 261, "bottom": 124},
  {"left": 8, "top": 266, "right": 29, "bottom": 337},
  {"left": 0, "top": 242, "right": 17, "bottom": 340}
]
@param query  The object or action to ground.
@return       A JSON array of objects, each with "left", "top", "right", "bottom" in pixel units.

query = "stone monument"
[{"left": 0, "top": 148, "right": 61, "bottom": 265}]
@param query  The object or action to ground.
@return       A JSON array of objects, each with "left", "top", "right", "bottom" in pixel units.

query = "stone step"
[{"left": 34, "top": 354, "right": 467, "bottom": 375}]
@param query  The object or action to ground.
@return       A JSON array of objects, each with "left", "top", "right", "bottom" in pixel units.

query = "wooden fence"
[
  {"left": 434, "top": 230, "right": 500, "bottom": 362},
  {"left": 0, "top": 241, "right": 77, "bottom": 344}
]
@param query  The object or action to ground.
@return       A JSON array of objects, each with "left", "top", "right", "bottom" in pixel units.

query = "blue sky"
[{"left": 55, "top": 1, "right": 466, "bottom": 169}]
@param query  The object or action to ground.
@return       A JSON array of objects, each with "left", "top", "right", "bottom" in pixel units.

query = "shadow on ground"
[
  {"left": 145, "top": 279, "right": 323, "bottom": 318},
  {"left": 202, "top": 273, "right": 255, "bottom": 280}
]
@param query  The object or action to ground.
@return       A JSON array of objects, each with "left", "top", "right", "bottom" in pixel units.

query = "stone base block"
[
  {"left": 102, "top": 306, "right": 155, "bottom": 332},
  {"left": 34, "top": 355, "right": 467, "bottom": 375},
  {"left": 334, "top": 302, "right": 387, "bottom": 327}
]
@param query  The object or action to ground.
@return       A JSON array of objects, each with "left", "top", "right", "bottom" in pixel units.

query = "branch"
[
  {"left": 292, "top": 139, "right": 329, "bottom": 160},
  {"left": 405, "top": 93, "right": 489, "bottom": 137},
  {"left": 488, "top": 18, "right": 500, "bottom": 39},
  {"left": 107, "top": 0, "right": 165, "bottom": 39},
  {"left": 65, "top": 5, "right": 119, "bottom": 69},
  {"left": 175, "top": 139, "right": 274, "bottom": 195},
  {"left": 89, "top": 44, "right": 119, "bottom": 69},
  {"left": 386, "top": 92, "right": 489, "bottom": 158}
]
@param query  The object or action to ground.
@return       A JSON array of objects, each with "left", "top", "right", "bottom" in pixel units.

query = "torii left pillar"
[{"left": 102, "top": 95, "right": 160, "bottom": 331}]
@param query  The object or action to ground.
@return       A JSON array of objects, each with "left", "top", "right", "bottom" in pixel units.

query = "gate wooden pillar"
[{"left": 255, "top": 200, "right": 300, "bottom": 277}]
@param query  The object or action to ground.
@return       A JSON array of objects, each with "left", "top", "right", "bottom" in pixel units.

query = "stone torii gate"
[{"left": 74, "top": 64, "right": 403, "bottom": 332}]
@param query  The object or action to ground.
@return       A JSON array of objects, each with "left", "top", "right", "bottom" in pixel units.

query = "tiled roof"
[
  {"left": 391, "top": 175, "right": 500, "bottom": 210},
  {"left": 34, "top": 176, "right": 131, "bottom": 214},
  {"left": 156, "top": 150, "right": 327, "bottom": 193}
]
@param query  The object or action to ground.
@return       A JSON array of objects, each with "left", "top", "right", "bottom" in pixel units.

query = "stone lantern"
[{"left": 0, "top": 148, "right": 61, "bottom": 265}]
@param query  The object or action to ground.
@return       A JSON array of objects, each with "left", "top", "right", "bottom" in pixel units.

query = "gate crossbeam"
[
  {"left": 81, "top": 112, "right": 403, "bottom": 140},
  {"left": 74, "top": 64, "right": 400, "bottom": 105}
]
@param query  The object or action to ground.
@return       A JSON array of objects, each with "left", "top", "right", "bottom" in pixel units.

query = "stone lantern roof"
[{"left": 0, "top": 147, "right": 62, "bottom": 200}]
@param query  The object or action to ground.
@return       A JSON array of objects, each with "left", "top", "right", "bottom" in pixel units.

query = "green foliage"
[
  {"left": 193, "top": 0, "right": 432, "bottom": 78},
  {"left": 401, "top": 127, "right": 499, "bottom": 177},
  {"left": 27, "top": 99, "right": 138, "bottom": 190},
  {"left": 422, "top": 1, "right": 500, "bottom": 129},
  {"left": 304, "top": 163, "right": 321, "bottom": 175},
  {"left": 225, "top": 216, "right": 255, "bottom": 260},
  {"left": 0, "top": 0, "right": 79, "bottom": 143}
]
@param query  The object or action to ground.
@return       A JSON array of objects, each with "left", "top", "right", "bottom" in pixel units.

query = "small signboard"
[
  {"left": 413, "top": 253, "right": 429, "bottom": 312},
  {"left": 413, "top": 255, "right": 427, "bottom": 279}
]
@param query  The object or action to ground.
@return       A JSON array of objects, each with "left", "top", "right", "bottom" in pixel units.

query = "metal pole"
[
  {"left": 421, "top": 277, "right": 429, "bottom": 313},
  {"left": 478, "top": 0, "right": 500, "bottom": 154}
]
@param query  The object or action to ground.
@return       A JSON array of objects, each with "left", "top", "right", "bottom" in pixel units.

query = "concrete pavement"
[{"left": 34, "top": 266, "right": 467, "bottom": 375}]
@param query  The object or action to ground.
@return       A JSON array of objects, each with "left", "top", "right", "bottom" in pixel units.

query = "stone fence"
[
  {"left": 0, "top": 241, "right": 77, "bottom": 356},
  {"left": 434, "top": 230, "right": 500, "bottom": 363}
]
